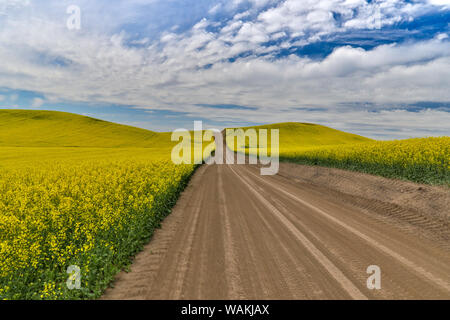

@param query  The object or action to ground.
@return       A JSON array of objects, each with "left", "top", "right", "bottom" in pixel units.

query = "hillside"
[
  {"left": 227, "top": 122, "right": 448, "bottom": 186},
  {"left": 0, "top": 109, "right": 172, "bottom": 148},
  {"left": 227, "top": 122, "right": 373, "bottom": 152}
]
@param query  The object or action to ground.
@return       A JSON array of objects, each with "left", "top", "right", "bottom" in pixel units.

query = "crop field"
[
  {"left": 0, "top": 109, "right": 173, "bottom": 148},
  {"left": 0, "top": 110, "right": 204, "bottom": 300},
  {"left": 228, "top": 123, "right": 450, "bottom": 186},
  {"left": 1, "top": 112, "right": 448, "bottom": 300},
  {"left": 279, "top": 137, "right": 450, "bottom": 186}
]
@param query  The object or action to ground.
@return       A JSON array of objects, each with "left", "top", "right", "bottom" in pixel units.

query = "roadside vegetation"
[
  {"left": 228, "top": 123, "right": 449, "bottom": 186},
  {"left": 0, "top": 110, "right": 201, "bottom": 300}
]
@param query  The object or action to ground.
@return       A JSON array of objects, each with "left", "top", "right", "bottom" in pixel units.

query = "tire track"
[
  {"left": 103, "top": 157, "right": 450, "bottom": 300},
  {"left": 216, "top": 165, "right": 246, "bottom": 299},
  {"left": 242, "top": 165, "right": 450, "bottom": 293},
  {"left": 228, "top": 165, "right": 369, "bottom": 300}
]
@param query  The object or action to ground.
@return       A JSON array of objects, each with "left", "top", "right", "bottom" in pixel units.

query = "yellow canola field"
[
  {"left": 226, "top": 122, "right": 449, "bottom": 185},
  {"left": 280, "top": 137, "right": 450, "bottom": 185},
  {"left": 0, "top": 148, "right": 196, "bottom": 300}
]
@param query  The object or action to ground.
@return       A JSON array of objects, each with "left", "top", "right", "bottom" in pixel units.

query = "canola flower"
[
  {"left": 280, "top": 137, "right": 450, "bottom": 185},
  {"left": 0, "top": 153, "right": 196, "bottom": 300},
  {"left": 229, "top": 134, "right": 449, "bottom": 185}
]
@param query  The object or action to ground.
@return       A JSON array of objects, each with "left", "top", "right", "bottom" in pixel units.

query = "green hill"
[
  {"left": 227, "top": 122, "right": 373, "bottom": 152},
  {"left": 0, "top": 111, "right": 372, "bottom": 151},
  {"left": 0, "top": 109, "right": 171, "bottom": 148}
]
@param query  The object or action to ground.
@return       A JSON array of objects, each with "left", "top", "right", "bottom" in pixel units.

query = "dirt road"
[{"left": 102, "top": 160, "right": 450, "bottom": 300}]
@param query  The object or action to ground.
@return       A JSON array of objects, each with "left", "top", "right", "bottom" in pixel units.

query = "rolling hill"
[
  {"left": 0, "top": 109, "right": 172, "bottom": 148},
  {"left": 227, "top": 122, "right": 373, "bottom": 153},
  {"left": 227, "top": 122, "right": 448, "bottom": 185}
]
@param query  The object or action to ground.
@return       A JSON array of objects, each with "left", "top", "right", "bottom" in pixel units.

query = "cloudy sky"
[{"left": 0, "top": 0, "right": 449, "bottom": 139}]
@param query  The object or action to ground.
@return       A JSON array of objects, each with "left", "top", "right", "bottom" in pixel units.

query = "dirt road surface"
[{"left": 103, "top": 157, "right": 450, "bottom": 300}]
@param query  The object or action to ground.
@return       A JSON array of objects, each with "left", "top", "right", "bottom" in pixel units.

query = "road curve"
[{"left": 102, "top": 161, "right": 450, "bottom": 300}]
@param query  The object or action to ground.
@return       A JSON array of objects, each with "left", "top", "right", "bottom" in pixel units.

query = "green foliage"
[
  {"left": 0, "top": 109, "right": 172, "bottom": 148},
  {"left": 228, "top": 122, "right": 449, "bottom": 186},
  {"left": 0, "top": 110, "right": 206, "bottom": 299}
]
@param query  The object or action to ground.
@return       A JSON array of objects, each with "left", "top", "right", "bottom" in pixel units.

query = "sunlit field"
[
  {"left": 279, "top": 137, "right": 450, "bottom": 186},
  {"left": 228, "top": 122, "right": 372, "bottom": 154},
  {"left": 0, "top": 110, "right": 206, "bottom": 300},
  {"left": 228, "top": 123, "right": 450, "bottom": 186},
  {"left": 0, "top": 154, "right": 194, "bottom": 299}
]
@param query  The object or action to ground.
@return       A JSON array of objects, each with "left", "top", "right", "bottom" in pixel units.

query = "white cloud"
[
  {"left": 428, "top": 0, "right": 450, "bottom": 6},
  {"left": 31, "top": 97, "right": 44, "bottom": 108},
  {"left": 0, "top": 0, "right": 448, "bottom": 138},
  {"left": 209, "top": 3, "right": 222, "bottom": 15},
  {"left": 0, "top": 0, "right": 30, "bottom": 15},
  {"left": 0, "top": 10, "right": 448, "bottom": 109}
]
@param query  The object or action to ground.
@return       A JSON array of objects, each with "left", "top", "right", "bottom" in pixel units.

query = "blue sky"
[{"left": 0, "top": 0, "right": 449, "bottom": 139}]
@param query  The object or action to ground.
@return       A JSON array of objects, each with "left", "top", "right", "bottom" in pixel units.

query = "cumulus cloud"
[{"left": 0, "top": 0, "right": 448, "bottom": 138}]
